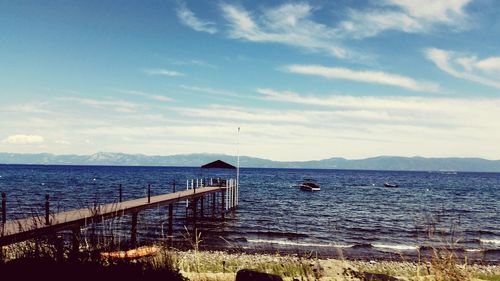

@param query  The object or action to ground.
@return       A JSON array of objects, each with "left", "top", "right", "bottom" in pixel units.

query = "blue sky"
[{"left": 1, "top": 0, "right": 500, "bottom": 161}]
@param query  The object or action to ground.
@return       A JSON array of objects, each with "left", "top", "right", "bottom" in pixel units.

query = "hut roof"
[{"left": 201, "top": 160, "right": 236, "bottom": 169}]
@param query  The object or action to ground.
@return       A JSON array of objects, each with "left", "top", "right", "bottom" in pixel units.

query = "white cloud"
[
  {"left": 113, "top": 89, "right": 173, "bottom": 102},
  {"left": 3, "top": 90, "right": 500, "bottom": 160},
  {"left": 55, "top": 140, "right": 71, "bottom": 145},
  {"left": 220, "top": 3, "right": 350, "bottom": 58},
  {"left": 3, "top": 134, "right": 45, "bottom": 144},
  {"left": 57, "top": 97, "right": 142, "bottom": 113},
  {"left": 177, "top": 3, "right": 218, "bottom": 34},
  {"left": 425, "top": 48, "right": 500, "bottom": 89},
  {"left": 285, "top": 64, "right": 440, "bottom": 92},
  {"left": 216, "top": 1, "right": 472, "bottom": 59},
  {"left": 475, "top": 57, "right": 500, "bottom": 74},
  {"left": 388, "top": 0, "right": 471, "bottom": 22},
  {"left": 257, "top": 88, "right": 416, "bottom": 110},
  {"left": 170, "top": 59, "right": 216, "bottom": 68},
  {"left": 174, "top": 104, "right": 312, "bottom": 123},
  {"left": 178, "top": 85, "right": 244, "bottom": 98},
  {"left": 338, "top": 0, "right": 472, "bottom": 38},
  {"left": 142, "top": 68, "right": 185, "bottom": 77}
]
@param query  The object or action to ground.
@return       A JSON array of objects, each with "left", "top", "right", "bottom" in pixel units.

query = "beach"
[{"left": 173, "top": 249, "right": 500, "bottom": 280}]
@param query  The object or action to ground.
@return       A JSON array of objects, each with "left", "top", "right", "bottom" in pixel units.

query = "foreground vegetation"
[{"left": 1, "top": 238, "right": 499, "bottom": 281}]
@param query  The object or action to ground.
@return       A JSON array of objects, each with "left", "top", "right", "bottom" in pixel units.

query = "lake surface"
[{"left": 0, "top": 164, "right": 499, "bottom": 262}]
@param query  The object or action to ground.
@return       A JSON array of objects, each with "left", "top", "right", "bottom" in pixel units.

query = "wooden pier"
[{"left": 0, "top": 177, "right": 239, "bottom": 258}]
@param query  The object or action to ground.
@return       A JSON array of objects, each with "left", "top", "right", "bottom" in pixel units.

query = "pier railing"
[{"left": 185, "top": 178, "right": 239, "bottom": 211}]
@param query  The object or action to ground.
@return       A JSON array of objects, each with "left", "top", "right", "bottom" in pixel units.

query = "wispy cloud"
[
  {"left": 338, "top": 0, "right": 472, "bottom": 38},
  {"left": 215, "top": 1, "right": 472, "bottom": 59},
  {"left": 3, "top": 92, "right": 500, "bottom": 160},
  {"left": 58, "top": 97, "right": 142, "bottom": 113},
  {"left": 219, "top": 2, "right": 350, "bottom": 58},
  {"left": 171, "top": 59, "right": 216, "bottom": 68},
  {"left": 174, "top": 104, "right": 312, "bottom": 123},
  {"left": 2, "top": 134, "right": 44, "bottom": 144},
  {"left": 179, "top": 85, "right": 244, "bottom": 98},
  {"left": 255, "top": 88, "right": 500, "bottom": 128},
  {"left": 425, "top": 48, "right": 500, "bottom": 89},
  {"left": 113, "top": 89, "right": 173, "bottom": 102},
  {"left": 142, "top": 68, "right": 185, "bottom": 77},
  {"left": 285, "top": 64, "right": 440, "bottom": 92},
  {"left": 177, "top": 3, "right": 218, "bottom": 34},
  {"left": 257, "top": 88, "right": 425, "bottom": 110}
]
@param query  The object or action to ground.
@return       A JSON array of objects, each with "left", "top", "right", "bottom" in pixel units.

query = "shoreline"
[
  {"left": 190, "top": 241, "right": 500, "bottom": 266},
  {"left": 2, "top": 240, "right": 499, "bottom": 280},
  {"left": 175, "top": 249, "right": 500, "bottom": 281}
]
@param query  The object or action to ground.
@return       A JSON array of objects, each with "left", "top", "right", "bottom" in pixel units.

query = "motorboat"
[
  {"left": 299, "top": 179, "right": 320, "bottom": 191},
  {"left": 383, "top": 182, "right": 399, "bottom": 188}
]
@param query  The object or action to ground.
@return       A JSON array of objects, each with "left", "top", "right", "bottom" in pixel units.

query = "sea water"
[{"left": 0, "top": 165, "right": 498, "bottom": 262}]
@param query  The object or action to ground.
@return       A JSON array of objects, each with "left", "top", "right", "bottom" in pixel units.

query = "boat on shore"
[
  {"left": 383, "top": 182, "right": 399, "bottom": 188},
  {"left": 100, "top": 246, "right": 159, "bottom": 260},
  {"left": 299, "top": 179, "right": 320, "bottom": 191}
]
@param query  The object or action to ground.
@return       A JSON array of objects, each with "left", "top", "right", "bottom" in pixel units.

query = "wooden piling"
[
  {"left": 168, "top": 204, "right": 173, "bottom": 237},
  {"left": 147, "top": 184, "right": 151, "bottom": 203},
  {"left": 221, "top": 190, "right": 225, "bottom": 220},
  {"left": 211, "top": 193, "right": 216, "bottom": 219},
  {"left": 71, "top": 227, "right": 81, "bottom": 261},
  {"left": 1, "top": 192, "right": 6, "bottom": 224},
  {"left": 192, "top": 198, "right": 197, "bottom": 221},
  {"left": 131, "top": 212, "right": 138, "bottom": 248},
  {"left": 45, "top": 194, "right": 50, "bottom": 225},
  {"left": 55, "top": 235, "right": 64, "bottom": 263},
  {"left": 232, "top": 185, "right": 236, "bottom": 210},
  {"left": 200, "top": 195, "right": 204, "bottom": 218},
  {"left": 119, "top": 184, "right": 122, "bottom": 203}
]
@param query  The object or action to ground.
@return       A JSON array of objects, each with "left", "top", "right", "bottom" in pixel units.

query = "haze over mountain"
[{"left": 1, "top": 152, "right": 499, "bottom": 172}]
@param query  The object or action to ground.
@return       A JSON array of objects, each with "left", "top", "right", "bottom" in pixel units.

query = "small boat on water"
[
  {"left": 384, "top": 182, "right": 399, "bottom": 188},
  {"left": 299, "top": 179, "right": 320, "bottom": 191}
]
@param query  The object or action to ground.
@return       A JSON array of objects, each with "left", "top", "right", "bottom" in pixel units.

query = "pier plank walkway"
[{"left": 0, "top": 186, "right": 226, "bottom": 246}]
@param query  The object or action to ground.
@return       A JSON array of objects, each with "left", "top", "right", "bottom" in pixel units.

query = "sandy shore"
[{"left": 174, "top": 250, "right": 500, "bottom": 281}]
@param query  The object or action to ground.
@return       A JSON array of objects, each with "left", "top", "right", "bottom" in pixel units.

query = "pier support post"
[
  {"left": 119, "top": 184, "right": 122, "bottom": 203},
  {"left": 45, "top": 194, "right": 50, "bottom": 225},
  {"left": 1, "top": 192, "right": 6, "bottom": 224},
  {"left": 55, "top": 235, "right": 64, "bottom": 263},
  {"left": 192, "top": 198, "right": 197, "bottom": 222},
  {"left": 168, "top": 203, "right": 173, "bottom": 247},
  {"left": 131, "top": 212, "right": 138, "bottom": 248},
  {"left": 233, "top": 184, "right": 237, "bottom": 210},
  {"left": 147, "top": 184, "right": 151, "bottom": 203},
  {"left": 211, "top": 193, "right": 216, "bottom": 219},
  {"left": 221, "top": 190, "right": 225, "bottom": 220},
  {"left": 233, "top": 184, "right": 235, "bottom": 209},
  {"left": 200, "top": 195, "right": 204, "bottom": 218},
  {"left": 71, "top": 227, "right": 81, "bottom": 261}
]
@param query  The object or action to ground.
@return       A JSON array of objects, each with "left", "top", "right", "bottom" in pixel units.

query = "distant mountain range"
[{"left": 1, "top": 152, "right": 500, "bottom": 172}]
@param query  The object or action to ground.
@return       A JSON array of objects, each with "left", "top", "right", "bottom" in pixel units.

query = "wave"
[
  {"left": 244, "top": 231, "right": 309, "bottom": 239},
  {"left": 351, "top": 243, "right": 373, "bottom": 249},
  {"left": 465, "top": 249, "right": 483, "bottom": 253},
  {"left": 479, "top": 239, "right": 500, "bottom": 245},
  {"left": 372, "top": 244, "right": 419, "bottom": 251},
  {"left": 247, "top": 239, "right": 353, "bottom": 248}
]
